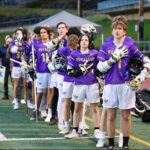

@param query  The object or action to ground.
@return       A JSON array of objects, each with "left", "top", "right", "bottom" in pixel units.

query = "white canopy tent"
[{"left": 30, "top": 11, "right": 104, "bottom": 43}]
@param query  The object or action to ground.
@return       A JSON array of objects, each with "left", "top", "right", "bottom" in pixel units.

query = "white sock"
[
  {"left": 79, "top": 121, "right": 83, "bottom": 129},
  {"left": 64, "top": 121, "right": 69, "bottom": 127},
  {"left": 14, "top": 98, "right": 18, "bottom": 103},
  {"left": 27, "top": 99, "right": 30, "bottom": 103},
  {"left": 48, "top": 108, "right": 52, "bottom": 116},
  {"left": 119, "top": 132, "right": 123, "bottom": 138},
  {"left": 100, "top": 131, "right": 106, "bottom": 139}
]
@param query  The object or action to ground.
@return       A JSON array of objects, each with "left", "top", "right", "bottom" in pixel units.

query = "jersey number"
[{"left": 41, "top": 53, "right": 48, "bottom": 62}]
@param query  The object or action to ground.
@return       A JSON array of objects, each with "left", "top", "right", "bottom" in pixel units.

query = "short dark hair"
[
  {"left": 33, "top": 26, "right": 42, "bottom": 35},
  {"left": 67, "top": 27, "right": 81, "bottom": 37},
  {"left": 56, "top": 22, "right": 67, "bottom": 29}
]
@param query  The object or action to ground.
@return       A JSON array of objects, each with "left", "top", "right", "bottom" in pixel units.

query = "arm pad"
[
  {"left": 97, "top": 61, "right": 111, "bottom": 73},
  {"left": 143, "top": 56, "right": 150, "bottom": 70}
]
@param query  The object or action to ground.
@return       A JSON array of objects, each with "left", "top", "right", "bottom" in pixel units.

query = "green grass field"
[{"left": 0, "top": 83, "right": 150, "bottom": 149}]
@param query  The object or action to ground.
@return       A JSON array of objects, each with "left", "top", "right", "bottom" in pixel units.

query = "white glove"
[
  {"left": 110, "top": 46, "right": 128, "bottom": 63},
  {"left": 20, "top": 65, "right": 28, "bottom": 74},
  {"left": 125, "top": 79, "right": 140, "bottom": 91},
  {"left": 135, "top": 70, "right": 149, "bottom": 83},
  {"left": 47, "top": 62, "right": 56, "bottom": 73},
  {"left": 45, "top": 41, "right": 57, "bottom": 51},
  {"left": 11, "top": 45, "right": 18, "bottom": 53},
  {"left": 80, "top": 61, "right": 93, "bottom": 75}
]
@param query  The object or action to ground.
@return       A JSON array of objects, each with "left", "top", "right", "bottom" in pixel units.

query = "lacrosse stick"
[{"left": 31, "top": 44, "right": 38, "bottom": 122}]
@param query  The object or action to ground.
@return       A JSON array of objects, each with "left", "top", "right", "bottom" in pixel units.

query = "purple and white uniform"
[
  {"left": 56, "top": 37, "right": 67, "bottom": 127},
  {"left": 68, "top": 49, "right": 100, "bottom": 103},
  {"left": 57, "top": 46, "right": 74, "bottom": 98},
  {"left": 98, "top": 36, "right": 144, "bottom": 109},
  {"left": 33, "top": 41, "right": 52, "bottom": 92},
  {"left": 10, "top": 40, "right": 30, "bottom": 78}
]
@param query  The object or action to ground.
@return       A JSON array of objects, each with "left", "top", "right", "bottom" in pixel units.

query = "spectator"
[{"left": 0, "top": 35, "right": 13, "bottom": 100}]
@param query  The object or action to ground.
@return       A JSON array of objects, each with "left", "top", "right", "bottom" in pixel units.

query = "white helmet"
[{"left": 80, "top": 24, "right": 97, "bottom": 34}]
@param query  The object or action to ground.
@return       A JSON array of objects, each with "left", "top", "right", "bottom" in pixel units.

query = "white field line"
[{"left": 0, "top": 134, "right": 119, "bottom": 142}]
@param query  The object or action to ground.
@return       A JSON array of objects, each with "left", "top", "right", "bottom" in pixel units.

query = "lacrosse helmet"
[
  {"left": 80, "top": 24, "right": 97, "bottom": 35},
  {"left": 128, "top": 58, "right": 143, "bottom": 76},
  {"left": 54, "top": 56, "right": 67, "bottom": 71}
]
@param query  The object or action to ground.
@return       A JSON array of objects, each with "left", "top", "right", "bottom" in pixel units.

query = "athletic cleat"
[
  {"left": 122, "top": 146, "right": 129, "bottom": 150},
  {"left": 20, "top": 99, "right": 26, "bottom": 104},
  {"left": 41, "top": 110, "right": 47, "bottom": 118},
  {"left": 12, "top": 99, "right": 15, "bottom": 104},
  {"left": 13, "top": 102, "right": 19, "bottom": 110},
  {"left": 58, "top": 123, "right": 64, "bottom": 130},
  {"left": 45, "top": 115, "right": 51, "bottom": 123},
  {"left": 108, "top": 146, "right": 114, "bottom": 150},
  {"left": 96, "top": 138, "right": 105, "bottom": 147},
  {"left": 83, "top": 122, "right": 89, "bottom": 130},
  {"left": 94, "top": 129, "right": 100, "bottom": 139},
  {"left": 49, "top": 118, "right": 57, "bottom": 125},
  {"left": 59, "top": 127, "right": 70, "bottom": 134},
  {"left": 65, "top": 129, "right": 79, "bottom": 139},
  {"left": 118, "top": 136, "right": 123, "bottom": 147},
  {"left": 78, "top": 128, "right": 88, "bottom": 136},
  {"left": 30, "top": 111, "right": 39, "bottom": 121},
  {"left": 27, "top": 101, "right": 35, "bottom": 109},
  {"left": 82, "top": 129, "right": 88, "bottom": 135}
]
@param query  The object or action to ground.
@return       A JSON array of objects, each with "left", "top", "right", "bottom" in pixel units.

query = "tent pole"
[{"left": 101, "top": 33, "right": 104, "bottom": 44}]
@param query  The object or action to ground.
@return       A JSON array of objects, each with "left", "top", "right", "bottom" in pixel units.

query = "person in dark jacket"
[{"left": 0, "top": 35, "right": 13, "bottom": 99}]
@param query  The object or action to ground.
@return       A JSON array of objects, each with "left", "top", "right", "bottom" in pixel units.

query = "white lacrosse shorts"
[
  {"left": 62, "top": 81, "right": 74, "bottom": 99},
  {"left": 72, "top": 83, "right": 100, "bottom": 103},
  {"left": 11, "top": 66, "right": 25, "bottom": 78},
  {"left": 102, "top": 83, "right": 136, "bottom": 109}
]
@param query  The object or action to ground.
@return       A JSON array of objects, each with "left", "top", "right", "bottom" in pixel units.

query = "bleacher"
[{"left": 97, "top": 0, "right": 149, "bottom": 10}]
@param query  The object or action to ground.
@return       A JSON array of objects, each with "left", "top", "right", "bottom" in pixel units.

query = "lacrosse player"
[
  {"left": 96, "top": 16, "right": 129, "bottom": 148},
  {"left": 96, "top": 16, "right": 150, "bottom": 150},
  {"left": 29, "top": 26, "right": 53, "bottom": 120},
  {"left": 9, "top": 28, "right": 30, "bottom": 110},
  {"left": 65, "top": 34, "right": 100, "bottom": 139},
  {"left": 56, "top": 34, "right": 79, "bottom": 134},
  {"left": 47, "top": 22, "right": 68, "bottom": 129}
]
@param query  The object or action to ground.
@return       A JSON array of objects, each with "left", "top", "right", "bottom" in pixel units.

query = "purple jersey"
[
  {"left": 57, "top": 46, "right": 74, "bottom": 82},
  {"left": 9, "top": 41, "right": 30, "bottom": 67},
  {"left": 97, "top": 36, "right": 144, "bottom": 85},
  {"left": 57, "top": 37, "right": 67, "bottom": 76},
  {"left": 33, "top": 41, "right": 50, "bottom": 73},
  {"left": 68, "top": 49, "right": 98, "bottom": 85}
]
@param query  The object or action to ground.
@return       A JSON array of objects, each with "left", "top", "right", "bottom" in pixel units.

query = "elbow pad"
[
  {"left": 143, "top": 56, "right": 150, "bottom": 70},
  {"left": 67, "top": 69, "right": 82, "bottom": 77},
  {"left": 97, "top": 61, "right": 111, "bottom": 73},
  {"left": 11, "top": 46, "right": 18, "bottom": 53}
]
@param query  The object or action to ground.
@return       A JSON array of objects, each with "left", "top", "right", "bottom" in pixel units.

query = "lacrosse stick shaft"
[
  {"left": 10, "top": 59, "right": 31, "bottom": 68},
  {"left": 31, "top": 44, "right": 38, "bottom": 122},
  {"left": 24, "top": 73, "right": 29, "bottom": 115}
]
